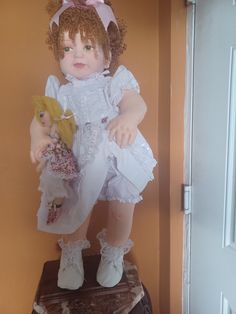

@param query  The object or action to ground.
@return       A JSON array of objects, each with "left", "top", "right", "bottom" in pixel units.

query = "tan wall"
[
  {"left": 0, "top": 1, "right": 159, "bottom": 313},
  {"left": 158, "top": 0, "right": 171, "bottom": 313}
]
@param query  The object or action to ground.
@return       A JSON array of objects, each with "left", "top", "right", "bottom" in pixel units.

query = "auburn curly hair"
[{"left": 46, "top": 0, "right": 126, "bottom": 73}]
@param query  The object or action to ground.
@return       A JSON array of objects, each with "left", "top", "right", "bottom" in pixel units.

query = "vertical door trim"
[
  {"left": 183, "top": 2, "right": 196, "bottom": 313},
  {"left": 223, "top": 47, "right": 236, "bottom": 251}
]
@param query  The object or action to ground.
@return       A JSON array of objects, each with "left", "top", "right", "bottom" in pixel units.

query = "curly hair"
[{"left": 46, "top": 0, "right": 126, "bottom": 73}]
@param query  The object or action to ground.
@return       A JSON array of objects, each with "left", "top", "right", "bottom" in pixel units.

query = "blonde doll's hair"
[
  {"left": 46, "top": 0, "right": 126, "bottom": 73},
  {"left": 33, "top": 96, "right": 77, "bottom": 149}
]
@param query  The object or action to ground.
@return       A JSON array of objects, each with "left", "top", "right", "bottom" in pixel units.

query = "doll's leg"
[
  {"left": 107, "top": 201, "right": 135, "bottom": 246},
  {"left": 40, "top": 172, "right": 69, "bottom": 224},
  {"left": 47, "top": 197, "right": 64, "bottom": 224},
  {"left": 57, "top": 213, "right": 91, "bottom": 290},
  {"left": 64, "top": 213, "right": 91, "bottom": 242},
  {"left": 96, "top": 201, "right": 134, "bottom": 287}
]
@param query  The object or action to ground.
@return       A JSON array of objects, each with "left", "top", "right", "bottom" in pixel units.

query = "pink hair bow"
[
  {"left": 86, "top": 0, "right": 104, "bottom": 5},
  {"left": 50, "top": 0, "right": 118, "bottom": 31}
]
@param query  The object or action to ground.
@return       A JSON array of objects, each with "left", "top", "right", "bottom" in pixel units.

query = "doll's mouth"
[{"left": 74, "top": 63, "right": 85, "bottom": 69}]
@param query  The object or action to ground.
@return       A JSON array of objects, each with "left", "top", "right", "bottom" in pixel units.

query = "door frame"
[{"left": 182, "top": 2, "right": 196, "bottom": 314}]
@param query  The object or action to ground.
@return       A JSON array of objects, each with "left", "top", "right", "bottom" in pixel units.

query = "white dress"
[{"left": 37, "top": 65, "right": 157, "bottom": 234}]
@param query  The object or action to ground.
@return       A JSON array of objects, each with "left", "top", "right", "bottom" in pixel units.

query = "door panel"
[{"left": 190, "top": 1, "right": 236, "bottom": 313}]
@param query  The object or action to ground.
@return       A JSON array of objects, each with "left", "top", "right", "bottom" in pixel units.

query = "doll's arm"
[
  {"left": 30, "top": 117, "right": 53, "bottom": 163},
  {"left": 106, "top": 89, "right": 147, "bottom": 148}
]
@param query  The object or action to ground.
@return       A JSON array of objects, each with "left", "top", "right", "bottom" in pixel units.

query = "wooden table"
[{"left": 32, "top": 254, "right": 152, "bottom": 313}]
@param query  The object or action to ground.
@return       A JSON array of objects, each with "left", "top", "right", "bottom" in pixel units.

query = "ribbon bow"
[
  {"left": 86, "top": 0, "right": 104, "bottom": 5},
  {"left": 50, "top": 0, "right": 118, "bottom": 31},
  {"left": 54, "top": 113, "right": 76, "bottom": 121}
]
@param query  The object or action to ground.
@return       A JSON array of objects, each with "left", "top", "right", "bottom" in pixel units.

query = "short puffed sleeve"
[
  {"left": 45, "top": 75, "right": 60, "bottom": 99},
  {"left": 108, "top": 65, "right": 140, "bottom": 107}
]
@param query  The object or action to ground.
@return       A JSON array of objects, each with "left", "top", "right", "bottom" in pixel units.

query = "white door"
[{"left": 186, "top": 0, "right": 236, "bottom": 313}]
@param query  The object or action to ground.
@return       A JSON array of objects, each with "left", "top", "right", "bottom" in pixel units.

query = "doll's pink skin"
[
  {"left": 30, "top": 31, "right": 147, "bottom": 163},
  {"left": 30, "top": 111, "right": 58, "bottom": 163},
  {"left": 30, "top": 118, "right": 52, "bottom": 163}
]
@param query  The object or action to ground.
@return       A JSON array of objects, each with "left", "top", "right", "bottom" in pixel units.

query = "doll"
[
  {"left": 30, "top": 0, "right": 157, "bottom": 290},
  {"left": 33, "top": 95, "right": 78, "bottom": 226}
]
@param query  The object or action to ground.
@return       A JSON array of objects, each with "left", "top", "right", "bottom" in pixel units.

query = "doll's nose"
[{"left": 74, "top": 48, "right": 84, "bottom": 58}]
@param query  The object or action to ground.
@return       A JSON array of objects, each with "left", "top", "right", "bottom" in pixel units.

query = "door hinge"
[
  {"left": 182, "top": 185, "right": 192, "bottom": 214},
  {"left": 185, "top": 0, "right": 196, "bottom": 6}
]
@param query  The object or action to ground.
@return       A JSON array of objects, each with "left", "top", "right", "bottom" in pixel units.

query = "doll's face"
[
  {"left": 39, "top": 111, "right": 51, "bottom": 127},
  {"left": 59, "top": 32, "right": 109, "bottom": 80}
]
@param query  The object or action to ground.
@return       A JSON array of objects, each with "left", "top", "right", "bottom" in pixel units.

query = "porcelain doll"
[{"left": 30, "top": 0, "right": 157, "bottom": 290}]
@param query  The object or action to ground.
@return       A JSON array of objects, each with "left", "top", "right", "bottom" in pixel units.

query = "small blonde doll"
[
  {"left": 30, "top": 0, "right": 156, "bottom": 290},
  {"left": 33, "top": 95, "right": 78, "bottom": 226}
]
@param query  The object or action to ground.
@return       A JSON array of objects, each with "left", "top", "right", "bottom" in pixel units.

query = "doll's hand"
[
  {"left": 106, "top": 114, "right": 138, "bottom": 148},
  {"left": 30, "top": 136, "right": 55, "bottom": 163},
  {"left": 36, "top": 159, "right": 46, "bottom": 173}
]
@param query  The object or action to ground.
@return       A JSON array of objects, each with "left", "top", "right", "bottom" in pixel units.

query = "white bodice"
[{"left": 45, "top": 65, "right": 139, "bottom": 127}]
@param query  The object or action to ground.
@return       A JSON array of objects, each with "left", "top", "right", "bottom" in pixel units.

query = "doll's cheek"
[{"left": 41, "top": 112, "right": 51, "bottom": 127}]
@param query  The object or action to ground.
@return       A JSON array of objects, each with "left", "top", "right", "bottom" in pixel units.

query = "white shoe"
[
  {"left": 96, "top": 229, "right": 133, "bottom": 288},
  {"left": 57, "top": 238, "right": 90, "bottom": 290}
]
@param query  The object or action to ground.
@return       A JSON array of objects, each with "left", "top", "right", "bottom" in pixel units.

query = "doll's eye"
[
  {"left": 39, "top": 112, "right": 44, "bottom": 118},
  {"left": 64, "top": 47, "right": 73, "bottom": 52},
  {"left": 84, "top": 44, "right": 94, "bottom": 51}
]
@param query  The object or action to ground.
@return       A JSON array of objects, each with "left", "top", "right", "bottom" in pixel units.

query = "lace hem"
[
  {"left": 97, "top": 228, "right": 133, "bottom": 262},
  {"left": 98, "top": 195, "right": 143, "bottom": 204},
  {"left": 58, "top": 238, "right": 90, "bottom": 250}
]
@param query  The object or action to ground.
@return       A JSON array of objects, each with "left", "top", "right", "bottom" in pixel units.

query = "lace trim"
[
  {"left": 97, "top": 229, "right": 133, "bottom": 263},
  {"left": 77, "top": 123, "right": 103, "bottom": 167},
  {"left": 58, "top": 238, "right": 90, "bottom": 250},
  {"left": 98, "top": 195, "right": 143, "bottom": 204},
  {"left": 65, "top": 69, "right": 109, "bottom": 85},
  {"left": 58, "top": 239, "right": 90, "bottom": 268}
]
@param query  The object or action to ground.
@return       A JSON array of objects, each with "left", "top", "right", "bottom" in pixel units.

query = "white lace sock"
[
  {"left": 57, "top": 238, "right": 90, "bottom": 290},
  {"left": 96, "top": 229, "right": 133, "bottom": 288}
]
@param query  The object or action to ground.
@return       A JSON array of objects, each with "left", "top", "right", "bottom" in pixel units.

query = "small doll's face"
[
  {"left": 39, "top": 111, "right": 51, "bottom": 128},
  {"left": 59, "top": 32, "right": 109, "bottom": 80}
]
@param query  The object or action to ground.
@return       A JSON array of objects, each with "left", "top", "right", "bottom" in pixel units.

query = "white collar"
[{"left": 65, "top": 70, "right": 110, "bottom": 85}]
